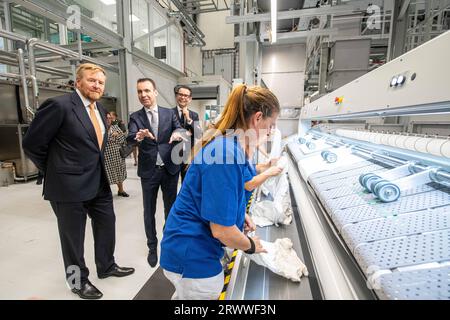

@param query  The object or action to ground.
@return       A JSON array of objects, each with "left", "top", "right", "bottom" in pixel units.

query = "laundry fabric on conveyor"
[{"left": 246, "top": 238, "right": 308, "bottom": 282}]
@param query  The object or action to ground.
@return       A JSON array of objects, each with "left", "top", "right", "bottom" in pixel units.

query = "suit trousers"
[
  {"left": 50, "top": 181, "right": 116, "bottom": 286},
  {"left": 141, "top": 166, "right": 179, "bottom": 250},
  {"left": 180, "top": 163, "right": 189, "bottom": 183}
]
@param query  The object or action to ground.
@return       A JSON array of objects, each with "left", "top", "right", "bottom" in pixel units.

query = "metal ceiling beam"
[
  {"left": 169, "top": 0, "right": 206, "bottom": 46},
  {"left": 226, "top": 3, "right": 367, "bottom": 24},
  {"left": 132, "top": 20, "right": 176, "bottom": 45},
  {"left": 234, "top": 28, "right": 339, "bottom": 42},
  {"left": 398, "top": 0, "right": 411, "bottom": 20}
]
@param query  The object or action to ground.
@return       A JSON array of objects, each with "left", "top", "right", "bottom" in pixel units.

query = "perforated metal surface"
[
  {"left": 325, "top": 194, "right": 369, "bottom": 211},
  {"left": 322, "top": 186, "right": 365, "bottom": 199},
  {"left": 376, "top": 266, "right": 450, "bottom": 300},
  {"left": 312, "top": 164, "right": 386, "bottom": 185},
  {"left": 332, "top": 189, "right": 450, "bottom": 230},
  {"left": 296, "top": 150, "right": 450, "bottom": 299},
  {"left": 342, "top": 206, "right": 450, "bottom": 251},
  {"left": 310, "top": 160, "right": 374, "bottom": 179},
  {"left": 399, "top": 182, "right": 444, "bottom": 197},
  {"left": 354, "top": 229, "right": 450, "bottom": 273}
]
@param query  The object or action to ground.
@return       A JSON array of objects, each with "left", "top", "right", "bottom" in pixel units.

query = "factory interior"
[{"left": 1, "top": 0, "right": 450, "bottom": 301}]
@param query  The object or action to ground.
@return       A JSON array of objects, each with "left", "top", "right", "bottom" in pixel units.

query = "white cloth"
[
  {"left": 253, "top": 155, "right": 293, "bottom": 227},
  {"left": 251, "top": 200, "right": 292, "bottom": 227},
  {"left": 247, "top": 238, "right": 308, "bottom": 282},
  {"left": 163, "top": 269, "right": 224, "bottom": 300},
  {"left": 260, "top": 155, "right": 288, "bottom": 197},
  {"left": 269, "top": 128, "right": 283, "bottom": 159}
]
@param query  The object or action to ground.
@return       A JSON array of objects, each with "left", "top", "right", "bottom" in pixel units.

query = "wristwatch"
[{"left": 244, "top": 236, "right": 256, "bottom": 254}]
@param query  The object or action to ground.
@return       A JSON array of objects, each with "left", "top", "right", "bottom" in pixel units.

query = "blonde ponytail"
[{"left": 189, "top": 84, "right": 280, "bottom": 163}]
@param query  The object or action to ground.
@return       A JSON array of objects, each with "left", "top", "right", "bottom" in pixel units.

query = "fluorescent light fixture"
[
  {"left": 130, "top": 14, "right": 140, "bottom": 22},
  {"left": 99, "top": 0, "right": 116, "bottom": 5},
  {"left": 142, "top": 29, "right": 149, "bottom": 33},
  {"left": 271, "top": 0, "right": 277, "bottom": 43}
]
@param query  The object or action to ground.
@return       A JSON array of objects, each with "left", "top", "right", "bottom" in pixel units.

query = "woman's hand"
[
  {"left": 244, "top": 214, "right": 256, "bottom": 234},
  {"left": 250, "top": 235, "right": 267, "bottom": 253},
  {"left": 268, "top": 157, "right": 280, "bottom": 167},
  {"left": 262, "top": 166, "right": 283, "bottom": 177}
]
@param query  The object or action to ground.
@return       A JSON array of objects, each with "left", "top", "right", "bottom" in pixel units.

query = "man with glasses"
[{"left": 172, "top": 85, "right": 202, "bottom": 182}]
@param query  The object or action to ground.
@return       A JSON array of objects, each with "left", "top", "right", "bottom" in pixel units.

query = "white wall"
[
  {"left": 128, "top": 59, "right": 178, "bottom": 114},
  {"left": 261, "top": 44, "right": 306, "bottom": 137},
  {"left": 185, "top": 46, "right": 202, "bottom": 76},
  {"left": 198, "top": 10, "right": 235, "bottom": 50},
  {"left": 262, "top": 44, "right": 306, "bottom": 108}
]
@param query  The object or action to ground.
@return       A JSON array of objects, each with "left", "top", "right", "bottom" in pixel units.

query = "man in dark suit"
[
  {"left": 172, "top": 85, "right": 202, "bottom": 182},
  {"left": 127, "top": 78, "right": 185, "bottom": 268},
  {"left": 22, "top": 63, "right": 134, "bottom": 300}
]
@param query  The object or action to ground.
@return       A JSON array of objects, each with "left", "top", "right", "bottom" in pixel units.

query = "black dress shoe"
[
  {"left": 118, "top": 191, "right": 129, "bottom": 197},
  {"left": 147, "top": 249, "right": 158, "bottom": 268},
  {"left": 98, "top": 265, "right": 135, "bottom": 279},
  {"left": 71, "top": 281, "right": 103, "bottom": 300}
]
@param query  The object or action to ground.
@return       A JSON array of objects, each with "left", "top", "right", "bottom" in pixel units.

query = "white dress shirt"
[
  {"left": 177, "top": 106, "right": 193, "bottom": 125},
  {"left": 76, "top": 89, "right": 105, "bottom": 137}
]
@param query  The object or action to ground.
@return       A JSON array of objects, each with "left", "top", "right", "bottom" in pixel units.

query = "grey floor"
[{"left": 0, "top": 159, "right": 169, "bottom": 300}]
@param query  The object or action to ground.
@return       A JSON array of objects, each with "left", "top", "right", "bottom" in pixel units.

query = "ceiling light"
[
  {"left": 99, "top": 0, "right": 116, "bottom": 5},
  {"left": 271, "top": 0, "right": 277, "bottom": 44},
  {"left": 143, "top": 29, "right": 149, "bottom": 33}
]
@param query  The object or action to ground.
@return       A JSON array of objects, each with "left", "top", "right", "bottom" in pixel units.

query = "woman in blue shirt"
[{"left": 160, "top": 84, "right": 280, "bottom": 300}]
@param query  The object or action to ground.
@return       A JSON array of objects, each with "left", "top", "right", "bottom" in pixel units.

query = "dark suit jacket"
[
  {"left": 127, "top": 106, "right": 182, "bottom": 178},
  {"left": 172, "top": 107, "right": 201, "bottom": 153},
  {"left": 22, "top": 91, "right": 110, "bottom": 202}
]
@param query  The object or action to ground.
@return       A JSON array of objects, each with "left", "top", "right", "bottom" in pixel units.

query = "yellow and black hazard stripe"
[{"left": 219, "top": 192, "right": 254, "bottom": 300}]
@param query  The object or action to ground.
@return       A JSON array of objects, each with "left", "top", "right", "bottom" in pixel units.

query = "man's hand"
[
  {"left": 135, "top": 129, "right": 155, "bottom": 142},
  {"left": 169, "top": 131, "right": 187, "bottom": 144},
  {"left": 244, "top": 214, "right": 256, "bottom": 234},
  {"left": 182, "top": 108, "right": 191, "bottom": 122}
]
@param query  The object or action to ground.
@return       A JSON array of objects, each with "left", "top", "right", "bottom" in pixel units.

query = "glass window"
[
  {"left": 9, "top": 4, "right": 60, "bottom": 45},
  {"left": 49, "top": 22, "right": 60, "bottom": 45},
  {"left": 170, "top": 25, "right": 182, "bottom": 71},
  {"left": 131, "top": 0, "right": 149, "bottom": 54},
  {"left": 151, "top": 9, "right": 167, "bottom": 63},
  {"left": 70, "top": 0, "right": 118, "bottom": 33},
  {"left": 11, "top": 5, "right": 46, "bottom": 40}
]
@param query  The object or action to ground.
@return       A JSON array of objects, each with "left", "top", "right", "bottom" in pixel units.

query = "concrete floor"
[{"left": 0, "top": 159, "right": 169, "bottom": 300}]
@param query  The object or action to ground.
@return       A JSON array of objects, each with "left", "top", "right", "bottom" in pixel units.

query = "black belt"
[{"left": 155, "top": 164, "right": 165, "bottom": 169}]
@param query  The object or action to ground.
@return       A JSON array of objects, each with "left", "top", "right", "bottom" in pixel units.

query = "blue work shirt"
[
  {"left": 243, "top": 161, "right": 257, "bottom": 204},
  {"left": 160, "top": 135, "right": 247, "bottom": 279}
]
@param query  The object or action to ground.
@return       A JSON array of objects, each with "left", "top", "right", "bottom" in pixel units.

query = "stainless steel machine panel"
[{"left": 0, "top": 82, "right": 20, "bottom": 124}]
